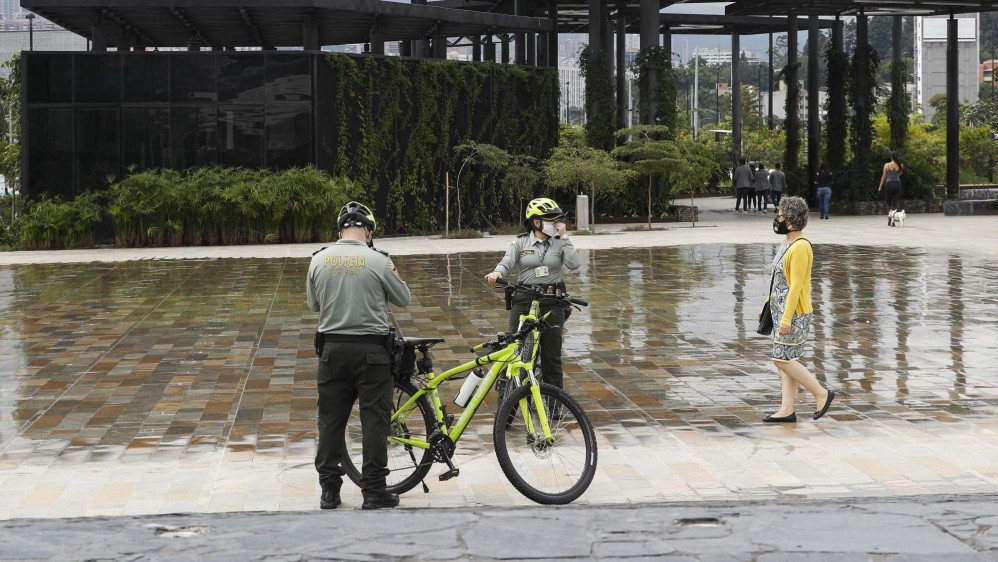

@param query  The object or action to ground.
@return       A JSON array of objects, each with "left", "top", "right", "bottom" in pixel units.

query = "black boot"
[
  {"left": 362, "top": 492, "right": 400, "bottom": 510},
  {"left": 320, "top": 488, "right": 341, "bottom": 510}
]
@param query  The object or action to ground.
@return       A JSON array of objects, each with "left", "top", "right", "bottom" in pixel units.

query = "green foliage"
[
  {"left": 743, "top": 128, "right": 788, "bottom": 172},
  {"left": 961, "top": 100, "right": 998, "bottom": 128},
  {"left": 324, "top": 54, "right": 558, "bottom": 234},
  {"left": 959, "top": 126, "right": 998, "bottom": 182},
  {"left": 579, "top": 45, "right": 615, "bottom": 151},
  {"left": 106, "top": 166, "right": 358, "bottom": 247},
  {"left": 845, "top": 39, "right": 880, "bottom": 205},
  {"left": 612, "top": 126, "right": 718, "bottom": 227},
  {"left": 633, "top": 47, "right": 678, "bottom": 132},
  {"left": 888, "top": 57, "right": 910, "bottom": 152},
  {"left": 824, "top": 41, "right": 849, "bottom": 171},
  {"left": 780, "top": 61, "right": 802, "bottom": 186},
  {"left": 19, "top": 192, "right": 102, "bottom": 250},
  {"left": 452, "top": 142, "right": 512, "bottom": 229},
  {"left": 545, "top": 144, "right": 634, "bottom": 227}
]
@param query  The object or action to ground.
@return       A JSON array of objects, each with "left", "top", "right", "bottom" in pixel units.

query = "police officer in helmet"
[
  {"left": 306, "top": 201, "right": 411, "bottom": 510},
  {"left": 485, "top": 198, "right": 581, "bottom": 391}
]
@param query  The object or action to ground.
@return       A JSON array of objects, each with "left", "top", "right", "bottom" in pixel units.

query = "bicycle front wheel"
[
  {"left": 343, "top": 378, "right": 434, "bottom": 495},
  {"left": 493, "top": 383, "right": 597, "bottom": 505}
]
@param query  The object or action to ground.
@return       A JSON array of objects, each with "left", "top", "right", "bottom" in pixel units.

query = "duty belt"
[
  {"left": 320, "top": 333, "right": 388, "bottom": 345},
  {"left": 529, "top": 282, "right": 565, "bottom": 295}
]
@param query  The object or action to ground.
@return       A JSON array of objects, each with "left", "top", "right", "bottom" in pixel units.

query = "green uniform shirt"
[
  {"left": 493, "top": 232, "right": 581, "bottom": 285},
  {"left": 306, "top": 240, "right": 411, "bottom": 335}
]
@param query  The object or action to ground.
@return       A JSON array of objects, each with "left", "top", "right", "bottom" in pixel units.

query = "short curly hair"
[{"left": 779, "top": 195, "right": 809, "bottom": 230}]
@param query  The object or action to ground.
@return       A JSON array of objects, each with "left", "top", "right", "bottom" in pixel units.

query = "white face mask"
[{"left": 541, "top": 221, "right": 558, "bottom": 237}]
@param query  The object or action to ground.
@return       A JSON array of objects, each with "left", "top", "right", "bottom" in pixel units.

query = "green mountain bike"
[{"left": 341, "top": 280, "right": 598, "bottom": 505}]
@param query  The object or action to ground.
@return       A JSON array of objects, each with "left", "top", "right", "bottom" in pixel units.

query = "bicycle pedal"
[{"left": 438, "top": 468, "right": 460, "bottom": 481}]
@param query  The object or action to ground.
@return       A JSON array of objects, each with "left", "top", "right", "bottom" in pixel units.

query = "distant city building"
[
  {"left": 0, "top": 29, "right": 87, "bottom": 74},
  {"left": 559, "top": 61, "right": 584, "bottom": 123},
  {"left": 761, "top": 81, "right": 827, "bottom": 122},
  {"left": 914, "top": 13, "right": 979, "bottom": 120},
  {"left": 692, "top": 47, "right": 762, "bottom": 66},
  {"left": 979, "top": 59, "right": 997, "bottom": 86}
]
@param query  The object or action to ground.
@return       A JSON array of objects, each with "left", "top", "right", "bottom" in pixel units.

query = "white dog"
[{"left": 888, "top": 209, "right": 906, "bottom": 228}]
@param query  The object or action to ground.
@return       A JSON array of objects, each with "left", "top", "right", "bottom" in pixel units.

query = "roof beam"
[
  {"left": 101, "top": 7, "right": 158, "bottom": 46},
  {"left": 167, "top": 7, "right": 217, "bottom": 48},
  {"left": 237, "top": 7, "right": 269, "bottom": 49}
]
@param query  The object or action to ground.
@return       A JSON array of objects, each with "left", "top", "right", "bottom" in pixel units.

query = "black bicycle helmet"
[{"left": 337, "top": 201, "right": 377, "bottom": 232}]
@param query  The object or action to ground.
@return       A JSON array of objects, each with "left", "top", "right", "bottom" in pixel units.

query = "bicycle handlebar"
[{"left": 493, "top": 279, "right": 589, "bottom": 308}]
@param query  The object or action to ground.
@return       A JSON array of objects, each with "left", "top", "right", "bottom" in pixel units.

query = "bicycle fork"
[{"left": 515, "top": 371, "right": 555, "bottom": 445}]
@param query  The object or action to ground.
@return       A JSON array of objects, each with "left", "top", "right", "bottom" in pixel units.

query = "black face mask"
[{"left": 773, "top": 217, "right": 790, "bottom": 235}]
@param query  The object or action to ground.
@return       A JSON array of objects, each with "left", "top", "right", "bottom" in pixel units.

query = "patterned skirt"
[{"left": 769, "top": 254, "right": 811, "bottom": 361}]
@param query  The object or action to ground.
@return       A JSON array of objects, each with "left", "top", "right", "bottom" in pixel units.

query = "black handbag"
[{"left": 757, "top": 276, "right": 775, "bottom": 335}]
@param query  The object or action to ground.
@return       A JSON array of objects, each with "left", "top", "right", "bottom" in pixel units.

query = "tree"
[
  {"left": 502, "top": 155, "right": 543, "bottom": 216},
  {"left": 612, "top": 125, "right": 718, "bottom": 229},
  {"left": 452, "top": 142, "right": 511, "bottom": 231},
  {"left": 545, "top": 145, "right": 633, "bottom": 230},
  {"left": 962, "top": 100, "right": 998, "bottom": 128},
  {"left": 960, "top": 126, "right": 998, "bottom": 182}
]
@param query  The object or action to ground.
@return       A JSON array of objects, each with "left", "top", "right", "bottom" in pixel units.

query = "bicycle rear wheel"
[
  {"left": 493, "top": 383, "right": 597, "bottom": 505},
  {"left": 343, "top": 378, "right": 434, "bottom": 495}
]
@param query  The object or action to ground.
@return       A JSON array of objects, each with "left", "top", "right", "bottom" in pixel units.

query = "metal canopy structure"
[
  {"left": 725, "top": 0, "right": 998, "bottom": 16},
  {"left": 656, "top": 13, "right": 835, "bottom": 35},
  {"left": 19, "top": 0, "right": 553, "bottom": 49}
]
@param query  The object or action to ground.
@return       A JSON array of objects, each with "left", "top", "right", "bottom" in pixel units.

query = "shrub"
[{"left": 19, "top": 193, "right": 102, "bottom": 250}]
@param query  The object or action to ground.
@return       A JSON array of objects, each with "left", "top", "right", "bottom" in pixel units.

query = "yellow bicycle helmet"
[
  {"left": 338, "top": 201, "right": 377, "bottom": 232},
  {"left": 525, "top": 198, "right": 564, "bottom": 221}
]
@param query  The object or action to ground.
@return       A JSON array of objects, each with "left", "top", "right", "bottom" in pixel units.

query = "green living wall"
[{"left": 322, "top": 54, "right": 560, "bottom": 234}]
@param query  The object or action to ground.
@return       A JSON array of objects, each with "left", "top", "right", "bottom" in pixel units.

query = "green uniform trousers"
[
  {"left": 315, "top": 341, "right": 393, "bottom": 497},
  {"left": 508, "top": 292, "right": 566, "bottom": 389}
]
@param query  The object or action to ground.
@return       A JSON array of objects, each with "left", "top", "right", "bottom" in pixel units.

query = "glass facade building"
[{"left": 23, "top": 52, "right": 314, "bottom": 198}]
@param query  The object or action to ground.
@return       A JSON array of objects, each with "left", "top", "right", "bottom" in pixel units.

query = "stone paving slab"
[
  {"left": 2, "top": 495, "right": 998, "bottom": 560},
  {"left": 0, "top": 198, "right": 997, "bottom": 523}
]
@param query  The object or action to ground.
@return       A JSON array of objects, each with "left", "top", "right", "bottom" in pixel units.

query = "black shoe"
[
  {"left": 550, "top": 403, "right": 565, "bottom": 422},
  {"left": 320, "top": 489, "right": 341, "bottom": 510},
  {"left": 361, "top": 492, "right": 400, "bottom": 510},
  {"left": 813, "top": 390, "right": 836, "bottom": 420},
  {"left": 762, "top": 412, "right": 797, "bottom": 423}
]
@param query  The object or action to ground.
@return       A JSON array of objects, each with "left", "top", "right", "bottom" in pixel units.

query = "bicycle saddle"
[{"left": 402, "top": 337, "right": 445, "bottom": 346}]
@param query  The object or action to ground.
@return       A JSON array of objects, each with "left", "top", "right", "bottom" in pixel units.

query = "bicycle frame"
[{"left": 390, "top": 297, "right": 554, "bottom": 452}]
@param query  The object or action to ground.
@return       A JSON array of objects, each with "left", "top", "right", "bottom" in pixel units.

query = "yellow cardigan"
[{"left": 780, "top": 238, "right": 813, "bottom": 326}]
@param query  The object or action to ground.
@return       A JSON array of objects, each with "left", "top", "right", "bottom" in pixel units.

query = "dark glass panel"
[
  {"left": 218, "top": 105, "right": 263, "bottom": 168},
  {"left": 122, "top": 109, "right": 171, "bottom": 171},
  {"left": 265, "top": 104, "right": 311, "bottom": 169},
  {"left": 170, "top": 106, "right": 218, "bottom": 169},
  {"left": 218, "top": 54, "right": 265, "bottom": 103},
  {"left": 26, "top": 108, "right": 74, "bottom": 198},
  {"left": 75, "top": 55, "right": 121, "bottom": 104},
  {"left": 171, "top": 54, "right": 217, "bottom": 102},
  {"left": 26, "top": 54, "right": 73, "bottom": 104},
  {"left": 123, "top": 55, "right": 170, "bottom": 103},
  {"left": 76, "top": 109, "right": 120, "bottom": 193},
  {"left": 266, "top": 54, "right": 311, "bottom": 102}
]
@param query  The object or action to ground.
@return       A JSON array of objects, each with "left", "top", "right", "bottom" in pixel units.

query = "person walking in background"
[
  {"left": 769, "top": 163, "right": 786, "bottom": 211},
  {"left": 761, "top": 196, "right": 835, "bottom": 423},
  {"left": 748, "top": 163, "right": 758, "bottom": 211},
  {"left": 734, "top": 158, "right": 752, "bottom": 213},
  {"left": 754, "top": 162, "right": 771, "bottom": 212},
  {"left": 878, "top": 151, "right": 904, "bottom": 225},
  {"left": 815, "top": 162, "right": 833, "bottom": 220}
]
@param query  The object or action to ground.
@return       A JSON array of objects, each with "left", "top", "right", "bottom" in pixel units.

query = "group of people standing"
[{"left": 734, "top": 158, "right": 786, "bottom": 213}]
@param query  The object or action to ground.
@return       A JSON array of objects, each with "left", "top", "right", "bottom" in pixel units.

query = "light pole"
[{"left": 26, "top": 13, "right": 36, "bottom": 51}]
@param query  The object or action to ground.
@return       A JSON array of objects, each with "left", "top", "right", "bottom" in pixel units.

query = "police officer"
[
  {"left": 485, "top": 198, "right": 581, "bottom": 391},
  {"left": 306, "top": 202, "right": 411, "bottom": 510}
]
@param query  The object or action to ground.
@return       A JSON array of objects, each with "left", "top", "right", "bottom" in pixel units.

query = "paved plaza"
[{"left": 0, "top": 197, "right": 997, "bottom": 528}]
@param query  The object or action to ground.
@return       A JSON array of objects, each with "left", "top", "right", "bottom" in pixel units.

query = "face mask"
[
  {"left": 541, "top": 221, "right": 558, "bottom": 237},
  {"left": 773, "top": 217, "right": 790, "bottom": 235}
]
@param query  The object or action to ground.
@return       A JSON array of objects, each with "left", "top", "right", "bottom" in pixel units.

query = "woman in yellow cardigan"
[{"left": 762, "top": 196, "right": 835, "bottom": 422}]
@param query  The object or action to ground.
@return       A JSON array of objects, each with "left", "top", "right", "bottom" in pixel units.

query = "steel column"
[
  {"left": 808, "top": 15, "right": 820, "bottom": 185},
  {"left": 947, "top": 15, "right": 960, "bottom": 197}
]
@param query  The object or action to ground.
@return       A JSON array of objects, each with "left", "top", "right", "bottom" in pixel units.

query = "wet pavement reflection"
[{"left": 1, "top": 244, "right": 997, "bottom": 517}]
